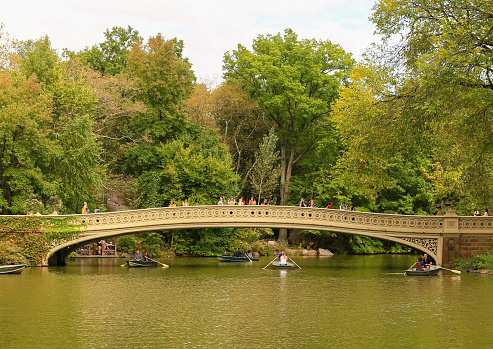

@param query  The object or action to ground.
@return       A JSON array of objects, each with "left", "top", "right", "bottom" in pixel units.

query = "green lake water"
[{"left": 1, "top": 254, "right": 492, "bottom": 348}]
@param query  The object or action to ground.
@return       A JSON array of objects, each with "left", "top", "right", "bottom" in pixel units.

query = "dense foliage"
[
  {"left": 0, "top": 216, "right": 84, "bottom": 265},
  {"left": 455, "top": 251, "right": 493, "bottom": 271}
]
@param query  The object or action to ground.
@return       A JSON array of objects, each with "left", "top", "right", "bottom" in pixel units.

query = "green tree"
[
  {"left": 125, "top": 34, "right": 195, "bottom": 142},
  {"left": 332, "top": 0, "right": 493, "bottom": 214},
  {"left": 250, "top": 129, "right": 281, "bottom": 203},
  {"left": 14, "top": 37, "right": 103, "bottom": 213},
  {"left": 224, "top": 28, "right": 354, "bottom": 239},
  {"left": 0, "top": 73, "right": 54, "bottom": 214},
  {"left": 70, "top": 26, "right": 140, "bottom": 76},
  {"left": 17, "top": 36, "right": 58, "bottom": 86},
  {"left": 128, "top": 127, "right": 239, "bottom": 208}
]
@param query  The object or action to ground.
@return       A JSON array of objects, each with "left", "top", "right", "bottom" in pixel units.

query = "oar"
[
  {"left": 147, "top": 257, "right": 169, "bottom": 269},
  {"left": 288, "top": 257, "right": 302, "bottom": 270},
  {"left": 244, "top": 252, "right": 252, "bottom": 262},
  {"left": 408, "top": 262, "right": 416, "bottom": 271},
  {"left": 263, "top": 256, "right": 278, "bottom": 269},
  {"left": 438, "top": 266, "right": 461, "bottom": 274},
  {"left": 120, "top": 261, "right": 127, "bottom": 267}
]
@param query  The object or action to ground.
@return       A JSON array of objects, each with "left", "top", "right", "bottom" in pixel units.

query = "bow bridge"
[{"left": 45, "top": 205, "right": 493, "bottom": 266}]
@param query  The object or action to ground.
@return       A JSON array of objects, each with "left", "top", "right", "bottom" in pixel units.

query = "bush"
[
  {"left": 118, "top": 235, "right": 138, "bottom": 254},
  {"left": 454, "top": 251, "right": 493, "bottom": 270}
]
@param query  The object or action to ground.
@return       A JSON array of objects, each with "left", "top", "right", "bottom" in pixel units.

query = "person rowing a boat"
[
  {"left": 279, "top": 251, "right": 288, "bottom": 265},
  {"left": 423, "top": 253, "right": 434, "bottom": 270},
  {"left": 134, "top": 250, "right": 143, "bottom": 261},
  {"left": 143, "top": 252, "right": 151, "bottom": 261}
]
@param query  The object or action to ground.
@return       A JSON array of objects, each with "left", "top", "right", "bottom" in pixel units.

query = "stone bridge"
[{"left": 45, "top": 205, "right": 493, "bottom": 266}]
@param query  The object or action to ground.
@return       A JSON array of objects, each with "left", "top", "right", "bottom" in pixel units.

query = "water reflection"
[{"left": 1, "top": 255, "right": 492, "bottom": 348}]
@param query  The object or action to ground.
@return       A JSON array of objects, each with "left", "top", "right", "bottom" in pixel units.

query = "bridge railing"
[{"left": 63, "top": 205, "right": 446, "bottom": 235}]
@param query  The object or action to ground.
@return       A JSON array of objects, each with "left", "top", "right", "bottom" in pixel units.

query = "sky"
[{"left": 1, "top": 0, "right": 378, "bottom": 85}]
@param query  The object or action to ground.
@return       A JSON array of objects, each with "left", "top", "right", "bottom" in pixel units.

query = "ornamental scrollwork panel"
[{"left": 400, "top": 237, "right": 438, "bottom": 255}]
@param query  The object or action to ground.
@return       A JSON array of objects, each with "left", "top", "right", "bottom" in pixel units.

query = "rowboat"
[
  {"left": 217, "top": 255, "right": 259, "bottom": 262},
  {"left": 0, "top": 264, "right": 27, "bottom": 274},
  {"left": 272, "top": 263, "right": 295, "bottom": 269},
  {"left": 405, "top": 267, "right": 440, "bottom": 276},
  {"left": 126, "top": 260, "right": 158, "bottom": 267}
]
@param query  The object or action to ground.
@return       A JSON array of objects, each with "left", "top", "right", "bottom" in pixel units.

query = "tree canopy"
[{"left": 224, "top": 28, "right": 354, "bottom": 239}]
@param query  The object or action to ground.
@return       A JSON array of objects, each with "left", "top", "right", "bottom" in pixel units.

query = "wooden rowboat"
[
  {"left": 0, "top": 264, "right": 27, "bottom": 274},
  {"left": 405, "top": 267, "right": 440, "bottom": 276},
  {"left": 217, "top": 255, "right": 259, "bottom": 262},
  {"left": 272, "top": 263, "right": 295, "bottom": 269},
  {"left": 126, "top": 260, "right": 158, "bottom": 267}
]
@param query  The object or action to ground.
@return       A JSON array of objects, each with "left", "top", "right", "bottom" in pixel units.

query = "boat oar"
[
  {"left": 263, "top": 256, "right": 278, "bottom": 269},
  {"left": 244, "top": 252, "right": 252, "bottom": 262},
  {"left": 120, "top": 261, "right": 127, "bottom": 267},
  {"left": 148, "top": 257, "right": 169, "bottom": 269},
  {"left": 438, "top": 266, "right": 461, "bottom": 274},
  {"left": 288, "top": 257, "right": 302, "bottom": 270}
]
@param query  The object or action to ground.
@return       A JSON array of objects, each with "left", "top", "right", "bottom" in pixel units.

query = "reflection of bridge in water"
[{"left": 46, "top": 205, "right": 493, "bottom": 266}]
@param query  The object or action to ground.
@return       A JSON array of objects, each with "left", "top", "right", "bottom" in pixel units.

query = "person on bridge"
[
  {"left": 235, "top": 248, "right": 242, "bottom": 257},
  {"left": 423, "top": 254, "right": 434, "bottom": 270},
  {"left": 134, "top": 250, "right": 143, "bottom": 261},
  {"left": 248, "top": 197, "right": 257, "bottom": 205},
  {"left": 299, "top": 198, "right": 308, "bottom": 207},
  {"left": 474, "top": 207, "right": 481, "bottom": 216}
]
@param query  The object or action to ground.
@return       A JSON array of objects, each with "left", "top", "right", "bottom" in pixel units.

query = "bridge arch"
[{"left": 46, "top": 206, "right": 445, "bottom": 265}]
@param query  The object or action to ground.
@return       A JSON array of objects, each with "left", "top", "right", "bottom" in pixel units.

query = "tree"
[
  {"left": 14, "top": 37, "right": 103, "bottom": 213},
  {"left": 331, "top": 0, "right": 493, "bottom": 214},
  {"left": 250, "top": 129, "right": 281, "bottom": 203},
  {"left": 128, "top": 128, "right": 239, "bottom": 208},
  {"left": 0, "top": 23, "right": 18, "bottom": 72},
  {"left": 17, "top": 36, "right": 58, "bottom": 86},
  {"left": 0, "top": 73, "right": 54, "bottom": 214},
  {"left": 224, "top": 28, "right": 354, "bottom": 239},
  {"left": 185, "top": 83, "right": 216, "bottom": 129},
  {"left": 70, "top": 26, "right": 140, "bottom": 76},
  {"left": 125, "top": 34, "right": 195, "bottom": 142}
]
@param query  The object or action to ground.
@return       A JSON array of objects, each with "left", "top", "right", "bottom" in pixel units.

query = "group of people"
[
  {"left": 218, "top": 196, "right": 269, "bottom": 205},
  {"left": 473, "top": 207, "right": 489, "bottom": 216},
  {"left": 234, "top": 248, "right": 254, "bottom": 259},
  {"left": 278, "top": 250, "right": 288, "bottom": 265},
  {"left": 134, "top": 249, "right": 152, "bottom": 261},
  {"left": 302, "top": 199, "right": 355, "bottom": 211},
  {"left": 233, "top": 248, "right": 288, "bottom": 265},
  {"left": 81, "top": 202, "right": 101, "bottom": 214},
  {"left": 415, "top": 253, "right": 434, "bottom": 271}
]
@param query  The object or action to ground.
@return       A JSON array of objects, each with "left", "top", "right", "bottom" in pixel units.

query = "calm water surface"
[{"left": 1, "top": 255, "right": 492, "bottom": 349}]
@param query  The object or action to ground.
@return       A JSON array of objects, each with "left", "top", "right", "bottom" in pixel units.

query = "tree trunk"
[{"left": 278, "top": 140, "right": 296, "bottom": 241}]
